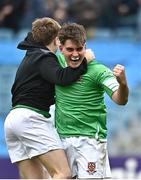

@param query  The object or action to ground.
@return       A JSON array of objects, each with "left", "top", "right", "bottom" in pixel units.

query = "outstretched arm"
[{"left": 112, "top": 64, "right": 129, "bottom": 105}]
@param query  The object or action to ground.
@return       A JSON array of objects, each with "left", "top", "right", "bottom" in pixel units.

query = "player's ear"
[{"left": 55, "top": 37, "right": 60, "bottom": 47}]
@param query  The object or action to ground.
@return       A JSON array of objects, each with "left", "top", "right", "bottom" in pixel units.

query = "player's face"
[{"left": 59, "top": 39, "right": 86, "bottom": 68}]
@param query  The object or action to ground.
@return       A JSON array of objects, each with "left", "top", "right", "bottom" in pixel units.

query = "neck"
[{"left": 46, "top": 42, "right": 56, "bottom": 53}]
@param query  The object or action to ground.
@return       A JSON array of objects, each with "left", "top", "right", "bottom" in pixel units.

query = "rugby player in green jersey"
[{"left": 55, "top": 23, "right": 129, "bottom": 179}]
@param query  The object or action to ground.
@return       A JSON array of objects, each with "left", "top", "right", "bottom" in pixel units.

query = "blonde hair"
[{"left": 32, "top": 17, "right": 61, "bottom": 45}]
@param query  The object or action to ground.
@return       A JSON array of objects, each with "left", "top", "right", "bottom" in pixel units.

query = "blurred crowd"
[
  {"left": 0, "top": 0, "right": 141, "bottom": 157},
  {"left": 109, "top": 87, "right": 141, "bottom": 156},
  {"left": 0, "top": 0, "right": 141, "bottom": 35}
]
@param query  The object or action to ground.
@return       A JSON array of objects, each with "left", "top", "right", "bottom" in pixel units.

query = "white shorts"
[
  {"left": 61, "top": 137, "right": 112, "bottom": 179},
  {"left": 4, "top": 107, "right": 63, "bottom": 163}
]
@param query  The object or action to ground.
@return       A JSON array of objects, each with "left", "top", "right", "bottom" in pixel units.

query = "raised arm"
[{"left": 112, "top": 64, "right": 129, "bottom": 105}]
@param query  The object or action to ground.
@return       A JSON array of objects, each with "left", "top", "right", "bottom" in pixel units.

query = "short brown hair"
[
  {"left": 32, "top": 17, "right": 61, "bottom": 45},
  {"left": 58, "top": 23, "right": 86, "bottom": 46}
]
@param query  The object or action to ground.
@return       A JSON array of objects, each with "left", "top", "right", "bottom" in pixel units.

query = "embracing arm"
[
  {"left": 39, "top": 54, "right": 87, "bottom": 86},
  {"left": 112, "top": 64, "right": 129, "bottom": 105},
  {"left": 85, "top": 49, "right": 96, "bottom": 63}
]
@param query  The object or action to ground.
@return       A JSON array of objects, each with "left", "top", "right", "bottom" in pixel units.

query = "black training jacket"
[{"left": 11, "top": 32, "right": 87, "bottom": 112}]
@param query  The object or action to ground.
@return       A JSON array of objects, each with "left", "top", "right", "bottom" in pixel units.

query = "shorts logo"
[{"left": 87, "top": 162, "right": 97, "bottom": 175}]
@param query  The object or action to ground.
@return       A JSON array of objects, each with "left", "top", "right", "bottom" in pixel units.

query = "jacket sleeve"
[{"left": 39, "top": 54, "right": 87, "bottom": 86}]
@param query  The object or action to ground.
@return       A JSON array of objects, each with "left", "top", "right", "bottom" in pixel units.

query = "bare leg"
[
  {"left": 16, "top": 149, "right": 71, "bottom": 179},
  {"left": 17, "top": 157, "right": 50, "bottom": 179},
  {"left": 39, "top": 149, "right": 72, "bottom": 179}
]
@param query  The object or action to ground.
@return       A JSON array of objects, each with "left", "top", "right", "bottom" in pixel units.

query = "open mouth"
[{"left": 71, "top": 57, "right": 80, "bottom": 62}]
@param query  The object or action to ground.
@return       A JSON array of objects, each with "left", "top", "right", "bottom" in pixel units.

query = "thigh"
[
  {"left": 63, "top": 137, "right": 111, "bottom": 179},
  {"left": 4, "top": 109, "right": 29, "bottom": 163},
  {"left": 38, "top": 149, "right": 71, "bottom": 177},
  {"left": 76, "top": 138, "right": 111, "bottom": 179},
  {"left": 5, "top": 108, "right": 63, "bottom": 163},
  {"left": 61, "top": 138, "right": 78, "bottom": 178},
  {"left": 17, "top": 157, "right": 50, "bottom": 179}
]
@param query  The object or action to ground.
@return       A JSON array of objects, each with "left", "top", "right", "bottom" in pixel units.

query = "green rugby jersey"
[{"left": 55, "top": 54, "right": 119, "bottom": 140}]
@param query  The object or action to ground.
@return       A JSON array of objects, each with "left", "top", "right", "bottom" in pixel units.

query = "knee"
[{"left": 54, "top": 169, "right": 72, "bottom": 179}]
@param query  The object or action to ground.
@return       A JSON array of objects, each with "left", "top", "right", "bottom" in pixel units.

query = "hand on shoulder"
[{"left": 85, "top": 49, "right": 95, "bottom": 64}]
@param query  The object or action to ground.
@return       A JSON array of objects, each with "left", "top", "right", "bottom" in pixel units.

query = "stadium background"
[{"left": 0, "top": 0, "right": 141, "bottom": 179}]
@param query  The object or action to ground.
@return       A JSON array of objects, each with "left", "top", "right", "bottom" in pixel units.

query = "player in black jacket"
[{"left": 4, "top": 17, "right": 91, "bottom": 179}]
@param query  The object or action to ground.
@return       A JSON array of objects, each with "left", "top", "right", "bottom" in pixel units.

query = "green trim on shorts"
[{"left": 12, "top": 105, "right": 51, "bottom": 118}]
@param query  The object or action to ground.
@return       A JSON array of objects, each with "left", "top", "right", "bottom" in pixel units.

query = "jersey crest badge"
[{"left": 87, "top": 162, "right": 97, "bottom": 175}]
